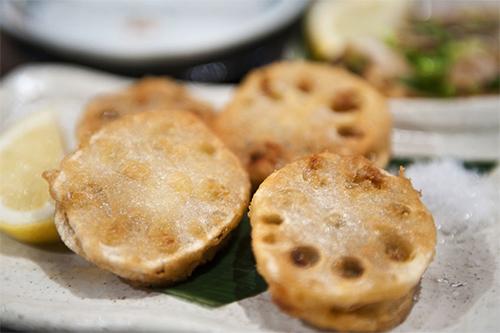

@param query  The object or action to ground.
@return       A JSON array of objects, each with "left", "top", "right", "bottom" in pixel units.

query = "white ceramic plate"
[
  {"left": 0, "top": 64, "right": 499, "bottom": 332},
  {"left": 0, "top": 0, "right": 308, "bottom": 64}
]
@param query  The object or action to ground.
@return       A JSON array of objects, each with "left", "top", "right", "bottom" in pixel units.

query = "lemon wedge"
[
  {"left": 0, "top": 111, "right": 64, "bottom": 244},
  {"left": 305, "top": 0, "right": 409, "bottom": 61}
]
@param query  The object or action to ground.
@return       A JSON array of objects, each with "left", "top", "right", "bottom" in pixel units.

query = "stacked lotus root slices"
[
  {"left": 250, "top": 153, "right": 436, "bottom": 331},
  {"left": 43, "top": 61, "right": 435, "bottom": 331}
]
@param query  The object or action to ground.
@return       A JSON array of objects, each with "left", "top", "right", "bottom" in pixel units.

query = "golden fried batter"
[
  {"left": 214, "top": 61, "right": 392, "bottom": 186},
  {"left": 250, "top": 153, "right": 436, "bottom": 331},
  {"left": 77, "top": 77, "right": 215, "bottom": 144},
  {"left": 45, "top": 110, "right": 250, "bottom": 285},
  {"left": 275, "top": 287, "right": 416, "bottom": 332}
]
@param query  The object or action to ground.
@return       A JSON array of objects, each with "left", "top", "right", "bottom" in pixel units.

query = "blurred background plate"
[{"left": 0, "top": 0, "right": 307, "bottom": 64}]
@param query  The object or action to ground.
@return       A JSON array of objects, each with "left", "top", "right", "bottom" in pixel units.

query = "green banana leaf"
[{"left": 159, "top": 215, "right": 267, "bottom": 307}]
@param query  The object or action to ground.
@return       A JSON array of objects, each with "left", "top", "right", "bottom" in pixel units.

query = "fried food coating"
[
  {"left": 45, "top": 110, "right": 250, "bottom": 285},
  {"left": 77, "top": 77, "right": 215, "bottom": 144},
  {"left": 277, "top": 287, "right": 416, "bottom": 332},
  {"left": 214, "top": 61, "right": 392, "bottom": 186},
  {"left": 250, "top": 153, "right": 436, "bottom": 331}
]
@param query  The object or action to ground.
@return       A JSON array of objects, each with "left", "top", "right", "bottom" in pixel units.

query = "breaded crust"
[
  {"left": 76, "top": 77, "right": 215, "bottom": 145},
  {"left": 250, "top": 153, "right": 436, "bottom": 330},
  {"left": 273, "top": 287, "right": 415, "bottom": 332},
  {"left": 45, "top": 110, "right": 250, "bottom": 285},
  {"left": 214, "top": 61, "right": 392, "bottom": 186}
]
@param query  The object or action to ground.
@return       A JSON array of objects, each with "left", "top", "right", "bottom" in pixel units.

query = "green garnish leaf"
[
  {"left": 159, "top": 215, "right": 267, "bottom": 307},
  {"left": 388, "top": 17, "right": 499, "bottom": 97}
]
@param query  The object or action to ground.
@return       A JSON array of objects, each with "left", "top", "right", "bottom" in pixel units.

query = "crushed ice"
[
  {"left": 401, "top": 159, "right": 498, "bottom": 238},
  {"left": 387, "top": 159, "right": 499, "bottom": 330}
]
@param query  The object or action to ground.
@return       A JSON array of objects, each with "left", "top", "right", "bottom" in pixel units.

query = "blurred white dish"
[{"left": 0, "top": 0, "right": 307, "bottom": 63}]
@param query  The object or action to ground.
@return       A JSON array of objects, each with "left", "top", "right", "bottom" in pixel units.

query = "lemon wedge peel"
[
  {"left": 0, "top": 111, "right": 64, "bottom": 244},
  {"left": 305, "top": 0, "right": 410, "bottom": 61}
]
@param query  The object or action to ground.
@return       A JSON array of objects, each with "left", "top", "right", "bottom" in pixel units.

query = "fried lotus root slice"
[
  {"left": 250, "top": 153, "right": 435, "bottom": 323},
  {"left": 76, "top": 77, "right": 215, "bottom": 144},
  {"left": 45, "top": 110, "right": 250, "bottom": 285},
  {"left": 214, "top": 61, "right": 392, "bottom": 186}
]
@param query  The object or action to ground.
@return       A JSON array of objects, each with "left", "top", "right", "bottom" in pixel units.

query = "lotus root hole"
[
  {"left": 290, "top": 246, "right": 320, "bottom": 268},
  {"left": 261, "top": 214, "right": 283, "bottom": 225},
  {"left": 262, "top": 234, "right": 276, "bottom": 244},
  {"left": 353, "top": 165, "right": 384, "bottom": 189},
  {"left": 249, "top": 151, "right": 264, "bottom": 164},
  {"left": 384, "top": 234, "right": 413, "bottom": 262},
  {"left": 297, "top": 79, "right": 313, "bottom": 93},
  {"left": 329, "top": 305, "right": 347, "bottom": 315},
  {"left": 338, "top": 126, "right": 364, "bottom": 139},
  {"left": 330, "top": 90, "right": 361, "bottom": 112},
  {"left": 335, "top": 256, "right": 364, "bottom": 279},
  {"left": 261, "top": 76, "right": 281, "bottom": 100},
  {"left": 199, "top": 142, "right": 216, "bottom": 155}
]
